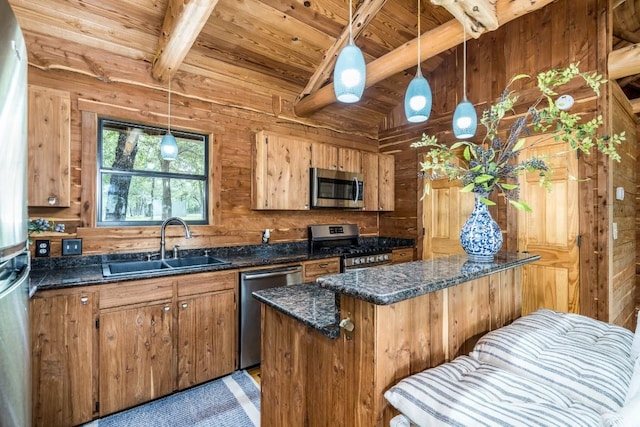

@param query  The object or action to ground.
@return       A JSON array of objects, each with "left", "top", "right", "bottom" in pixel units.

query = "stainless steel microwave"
[{"left": 310, "top": 168, "right": 364, "bottom": 209}]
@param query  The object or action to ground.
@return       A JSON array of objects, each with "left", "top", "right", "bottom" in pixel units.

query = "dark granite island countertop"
[
  {"left": 253, "top": 252, "right": 540, "bottom": 338},
  {"left": 316, "top": 252, "right": 540, "bottom": 305},
  {"left": 252, "top": 283, "right": 340, "bottom": 339}
]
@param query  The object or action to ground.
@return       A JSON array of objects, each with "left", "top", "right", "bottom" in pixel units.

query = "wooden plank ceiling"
[{"left": 9, "top": 0, "right": 640, "bottom": 132}]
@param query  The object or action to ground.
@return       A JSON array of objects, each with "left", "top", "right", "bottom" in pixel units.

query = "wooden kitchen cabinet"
[
  {"left": 252, "top": 130, "right": 311, "bottom": 210},
  {"left": 311, "top": 142, "right": 361, "bottom": 173},
  {"left": 31, "top": 288, "right": 97, "bottom": 427},
  {"left": 98, "top": 278, "right": 175, "bottom": 416},
  {"left": 362, "top": 152, "right": 395, "bottom": 211},
  {"left": 378, "top": 154, "right": 395, "bottom": 211},
  {"left": 177, "top": 271, "right": 237, "bottom": 389},
  {"left": 392, "top": 248, "right": 414, "bottom": 264},
  {"left": 303, "top": 258, "right": 341, "bottom": 282},
  {"left": 28, "top": 85, "right": 71, "bottom": 207}
]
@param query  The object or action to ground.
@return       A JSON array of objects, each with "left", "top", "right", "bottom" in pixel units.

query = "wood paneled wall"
[
  {"left": 26, "top": 62, "right": 380, "bottom": 256},
  {"left": 610, "top": 84, "right": 639, "bottom": 328},
  {"left": 379, "top": 0, "right": 639, "bottom": 325}
]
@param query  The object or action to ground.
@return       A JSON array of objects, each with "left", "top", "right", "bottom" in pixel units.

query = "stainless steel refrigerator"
[{"left": 0, "top": 0, "right": 31, "bottom": 426}]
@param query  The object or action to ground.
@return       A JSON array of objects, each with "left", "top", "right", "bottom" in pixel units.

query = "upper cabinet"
[
  {"left": 28, "top": 85, "right": 71, "bottom": 207},
  {"left": 378, "top": 154, "right": 395, "bottom": 211},
  {"left": 311, "top": 143, "right": 361, "bottom": 173},
  {"left": 362, "top": 152, "right": 395, "bottom": 211},
  {"left": 252, "top": 131, "right": 311, "bottom": 210},
  {"left": 252, "top": 130, "right": 393, "bottom": 211}
]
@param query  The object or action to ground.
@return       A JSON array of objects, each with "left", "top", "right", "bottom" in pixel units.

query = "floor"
[{"left": 247, "top": 366, "right": 261, "bottom": 385}]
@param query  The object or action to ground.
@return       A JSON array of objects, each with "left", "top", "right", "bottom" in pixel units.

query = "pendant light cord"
[
  {"left": 462, "top": 24, "right": 467, "bottom": 100},
  {"left": 348, "top": 0, "right": 353, "bottom": 43},
  {"left": 167, "top": 78, "right": 172, "bottom": 134},
  {"left": 417, "top": 0, "right": 421, "bottom": 70}
]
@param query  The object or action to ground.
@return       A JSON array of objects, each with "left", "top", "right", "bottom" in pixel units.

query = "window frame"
[{"left": 96, "top": 117, "right": 210, "bottom": 227}]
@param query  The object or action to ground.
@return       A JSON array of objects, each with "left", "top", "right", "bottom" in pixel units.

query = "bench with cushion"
[{"left": 384, "top": 309, "right": 640, "bottom": 427}]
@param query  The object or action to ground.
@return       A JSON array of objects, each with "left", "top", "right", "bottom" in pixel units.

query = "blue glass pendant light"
[
  {"left": 404, "top": 0, "right": 432, "bottom": 123},
  {"left": 160, "top": 77, "right": 178, "bottom": 161},
  {"left": 333, "top": 0, "right": 366, "bottom": 103},
  {"left": 452, "top": 24, "right": 477, "bottom": 139}
]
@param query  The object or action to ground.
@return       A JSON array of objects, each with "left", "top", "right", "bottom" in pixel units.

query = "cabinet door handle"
[
  {"left": 163, "top": 306, "right": 170, "bottom": 313},
  {"left": 47, "top": 195, "right": 57, "bottom": 206},
  {"left": 80, "top": 296, "right": 89, "bottom": 305},
  {"left": 318, "top": 263, "right": 328, "bottom": 269},
  {"left": 181, "top": 303, "right": 188, "bottom": 310}
]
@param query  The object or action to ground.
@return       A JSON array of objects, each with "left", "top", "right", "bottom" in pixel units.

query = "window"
[{"left": 97, "top": 118, "right": 208, "bottom": 226}]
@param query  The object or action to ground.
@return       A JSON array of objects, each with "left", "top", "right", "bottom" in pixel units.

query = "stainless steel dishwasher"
[{"left": 239, "top": 265, "right": 302, "bottom": 369}]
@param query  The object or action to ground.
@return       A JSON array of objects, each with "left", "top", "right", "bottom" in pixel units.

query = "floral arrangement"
[
  {"left": 29, "top": 218, "right": 65, "bottom": 235},
  {"left": 411, "top": 64, "right": 625, "bottom": 211}
]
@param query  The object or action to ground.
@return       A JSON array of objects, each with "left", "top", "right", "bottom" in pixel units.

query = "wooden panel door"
[
  {"left": 378, "top": 153, "right": 395, "bottom": 211},
  {"left": 518, "top": 136, "right": 579, "bottom": 314},
  {"left": 338, "top": 147, "right": 361, "bottom": 172},
  {"left": 99, "top": 302, "right": 174, "bottom": 416},
  {"left": 362, "top": 152, "right": 379, "bottom": 211},
  {"left": 31, "top": 290, "right": 96, "bottom": 426},
  {"left": 177, "top": 289, "right": 236, "bottom": 389},
  {"left": 423, "top": 177, "right": 475, "bottom": 259},
  {"left": 311, "top": 142, "right": 338, "bottom": 170},
  {"left": 252, "top": 131, "right": 311, "bottom": 210},
  {"left": 28, "top": 85, "right": 71, "bottom": 207}
]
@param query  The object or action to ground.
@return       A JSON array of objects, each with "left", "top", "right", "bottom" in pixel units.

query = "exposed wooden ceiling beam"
[
  {"left": 630, "top": 97, "right": 640, "bottom": 114},
  {"left": 431, "top": 0, "right": 498, "bottom": 38},
  {"left": 152, "top": 0, "right": 219, "bottom": 83},
  {"left": 297, "top": 0, "right": 389, "bottom": 103},
  {"left": 294, "top": 0, "right": 555, "bottom": 117},
  {"left": 608, "top": 42, "right": 640, "bottom": 80}
]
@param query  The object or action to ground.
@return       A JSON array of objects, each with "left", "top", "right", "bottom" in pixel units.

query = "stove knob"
[
  {"left": 353, "top": 258, "right": 360, "bottom": 265},
  {"left": 368, "top": 256, "right": 375, "bottom": 263},
  {"left": 384, "top": 254, "right": 390, "bottom": 261}
]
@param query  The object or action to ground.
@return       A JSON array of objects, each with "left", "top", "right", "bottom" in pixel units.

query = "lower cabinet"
[
  {"left": 303, "top": 258, "right": 340, "bottom": 282},
  {"left": 31, "top": 271, "right": 238, "bottom": 424},
  {"left": 31, "top": 288, "right": 97, "bottom": 427},
  {"left": 392, "top": 248, "right": 414, "bottom": 264},
  {"left": 99, "top": 301, "right": 175, "bottom": 415},
  {"left": 177, "top": 271, "right": 237, "bottom": 389}
]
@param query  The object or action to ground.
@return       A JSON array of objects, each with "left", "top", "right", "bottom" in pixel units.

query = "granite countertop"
[
  {"left": 251, "top": 252, "right": 539, "bottom": 339},
  {"left": 315, "top": 252, "right": 540, "bottom": 305},
  {"left": 252, "top": 283, "right": 340, "bottom": 339},
  {"left": 30, "top": 237, "right": 414, "bottom": 291}
]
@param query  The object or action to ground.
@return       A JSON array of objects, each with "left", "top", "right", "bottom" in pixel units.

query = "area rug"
[{"left": 84, "top": 370, "right": 260, "bottom": 427}]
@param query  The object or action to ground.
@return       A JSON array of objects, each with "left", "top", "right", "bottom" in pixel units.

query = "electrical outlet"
[
  {"left": 35, "top": 240, "right": 50, "bottom": 257},
  {"left": 62, "top": 238, "right": 83, "bottom": 256}
]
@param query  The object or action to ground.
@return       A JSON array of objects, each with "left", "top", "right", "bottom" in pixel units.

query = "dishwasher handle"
[{"left": 241, "top": 266, "right": 302, "bottom": 280}]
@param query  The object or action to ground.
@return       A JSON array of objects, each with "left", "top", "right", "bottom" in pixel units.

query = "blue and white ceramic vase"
[{"left": 459, "top": 192, "right": 503, "bottom": 262}]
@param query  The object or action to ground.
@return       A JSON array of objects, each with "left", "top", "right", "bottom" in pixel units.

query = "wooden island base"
[{"left": 260, "top": 266, "right": 523, "bottom": 426}]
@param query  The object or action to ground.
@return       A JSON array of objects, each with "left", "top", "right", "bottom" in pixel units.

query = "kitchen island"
[{"left": 253, "top": 252, "right": 540, "bottom": 427}]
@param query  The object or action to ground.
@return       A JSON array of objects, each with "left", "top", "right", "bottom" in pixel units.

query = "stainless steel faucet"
[{"left": 160, "top": 217, "right": 192, "bottom": 260}]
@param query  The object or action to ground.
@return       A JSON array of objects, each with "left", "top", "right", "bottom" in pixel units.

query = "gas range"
[{"left": 308, "top": 224, "right": 393, "bottom": 271}]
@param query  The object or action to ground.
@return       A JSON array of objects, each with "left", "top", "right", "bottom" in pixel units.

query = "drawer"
[
  {"left": 177, "top": 270, "right": 237, "bottom": 297},
  {"left": 392, "top": 248, "right": 414, "bottom": 264},
  {"left": 303, "top": 258, "right": 340, "bottom": 282},
  {"left": 99, "top": 277, "right": 174, "bottom": 309}
]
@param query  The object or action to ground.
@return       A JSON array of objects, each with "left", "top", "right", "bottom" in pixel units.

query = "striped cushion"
[
  {"left": 384, "top": 355, "right": 603, "bottom": 427},
  {"left": 470, "top": 309, "right": 634, "bottom": 413}
]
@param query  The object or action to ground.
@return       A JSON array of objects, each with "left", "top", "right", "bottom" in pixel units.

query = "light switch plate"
[
  {"left": 62, "top": 238, "right": 82, "bottom": 256},
  {"left": 615, "top": 187, "right": 625, "bottom": 201}
]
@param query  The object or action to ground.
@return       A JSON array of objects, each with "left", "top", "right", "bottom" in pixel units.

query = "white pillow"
[
  {"left": 631, "top": 317, "right": 640, "bottom": 361},
  {"left": 626, "top": 356, "right": 640, "bottom": 405},
  {"left": 602, "top": 378, "right": 640, "bottom": 427}
]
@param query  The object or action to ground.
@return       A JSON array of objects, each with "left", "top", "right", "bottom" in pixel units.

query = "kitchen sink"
[{"left": 102, "top": 256, "right": 231, "bottom": 277}]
